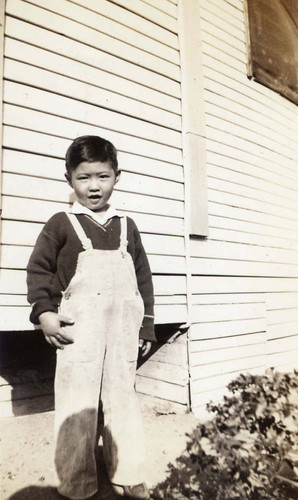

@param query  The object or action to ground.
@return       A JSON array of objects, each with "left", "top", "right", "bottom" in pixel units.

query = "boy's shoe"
[{"left": 113, "top": 482, "right": 150, "bottom": 499}]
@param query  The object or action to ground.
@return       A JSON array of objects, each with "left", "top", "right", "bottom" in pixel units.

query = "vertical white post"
[
  {"left": 0, "top": 0, "right": 5, "bottom": 219},
  {"left": 178, "top": 0, "right": 208, "bottom": 410},
  {"left": 178, "top": 0, "right": 208, "bottom": 237}
]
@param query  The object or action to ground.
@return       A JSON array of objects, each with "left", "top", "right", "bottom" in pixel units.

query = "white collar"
[{"left": 71, "top": 201, "right": 122, "bottom": 225}]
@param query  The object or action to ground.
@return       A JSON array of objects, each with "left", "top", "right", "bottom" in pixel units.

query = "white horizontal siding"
[
  {"left": 0, "top": 0, "right": 187, "bottom": 332},
  {"left": 190, "top": 0, "right": 298, "bottom": 417},
  {"left": 0, "top": 0, "right": 189, "bottom": 413},
  {"left": 6, "top": 0, "right": 180, "bottom": 79},
  {"left": 5, "top": 17, "right": 180, "bottom": 97}
]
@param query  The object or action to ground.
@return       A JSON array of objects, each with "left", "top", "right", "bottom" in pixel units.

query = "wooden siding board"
[
  {"left": 190, "top": 332, "right": 267, "bottom": 353},
  {"left": 202, "top": 31, "right": 246, "bottom": 63},
  {"left": 26, "top": 0, "right": 179, "bottom": 62},
  {"left": 192, "top": 277, "right": 298, "bottom": 294},
  {"left": 191, "top": 354, "right": 267, "bottom": 381},
  {"left": 190, "top": 318, "right": 267, "bottom": 341},
  {"left": 191, "top": 292, "right": 265, "bottom": 305},
  {"left": 191, "top": 302, "right": 265, "bottom": 323},
  {"left": 3, "top": 72, "right": 182, "bottom": 134},
  {"left": 5, "top": 18, "right": 180, "bottom": 97},
  {"left": 208, "top": 200, "right": 298, "bottom": 232},
  {"left": 201, "top": 0, "right": 245, "bottom": 28},
  {"left": 266, "top": 292, "right": 298, "bottom": 310},
  {"left": 205, "top": 96, "right": 298, "bottom": 149},
  {"left": 200, "top": 18, "right": 246, "bottom": 54},
  {"left": 5, "top": 38, "right": 181, "bottom": 114},
  {"left": 267, "top": 308, "right": 298, "bottom": 326},
  {"left": 199, "top": 5, "right": 246, "bottom": 43},
  {"left": 206, "top": 115, "right": 298, "bottom": 163},
  {"left": 190, "top": 239, "right": 298, "bottom": 263},
  {"left": 207, "top": 143, "right": 297, "bottom": 188},
  {"left": 203, "top": 66, "right": 298, "bottom": 125},
  {"left": 137, "top": 360, "right": 188, "bottom": 385},
  {"left": 135, "top": 376, "right": 188, "bottom": 404},
  {"left": 256, "top": 322, "right": 298, "bottom": 340},
  {"left": 191, "top": 258, "right": 298, "bottom": 278},
  {"left": 208, "top": 217, "right": 298, "bottom": 247},
  {"left": 3, "top": 109, "right": 182, "bottom": 165},
  {"left": 206, "top": 128, "right": 298, "bottom": 174},
  {"left": 266, "top": 351, "right": 298, "bottom": 370},
  {"left": 102, "top": 0, "right": 178, "bottom": 34},
  {"left": 191, "top": 367, "right": 264, "bottom": 410},
  {"left": 206, "top": 138, "right": 298, "bottom": 183},
  {"left": 205, "top": 0, "right": 244, "bottom": 22},
  {"left": 191, "top": 343, "right": 267, "bottom": 368},
  {"left": 207, "top": 162, "right": 298, "bottom": 200},
  {"left": 208, "top": 182, "right": 298, "bottom": 221},
  {"left": 207, "top": 228, "right": 298, "bottom": 253},
  {"left": 266, "top": 336, "right": 298, "bottom": 355},
  {"left": 140, "top": 0, "right": 177, "bottom": 17},
  {"left": 68, "top": 0, "right": 179, "bottom": 47},
  {"left": 6, "top": 0, "right": 180, "bottom": 80}
]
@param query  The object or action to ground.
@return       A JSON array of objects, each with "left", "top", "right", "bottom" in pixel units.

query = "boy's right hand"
[{"left": 38, "top": 311, "right": 74, "bottom": 349}]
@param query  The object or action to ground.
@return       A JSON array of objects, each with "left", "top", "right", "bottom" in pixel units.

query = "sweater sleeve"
[
  {"left": 131, "top": 221, "right": 155, "bottom": 342},
  {"left": 26, "top": 215, "right": 63, "bottom": 324}
]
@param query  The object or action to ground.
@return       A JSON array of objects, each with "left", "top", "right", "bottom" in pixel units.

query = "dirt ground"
[{"left": 0, "top": 401, "right": 198, "bottom": 500}]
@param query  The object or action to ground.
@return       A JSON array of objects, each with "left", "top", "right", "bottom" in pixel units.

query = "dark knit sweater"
[{"left": 26, "top": 212, "right": 155, "bottom": 341}]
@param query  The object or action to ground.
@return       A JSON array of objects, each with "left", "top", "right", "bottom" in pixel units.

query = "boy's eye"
[{"left": 99, "top": 175, "right": 110, "bottom": 179}]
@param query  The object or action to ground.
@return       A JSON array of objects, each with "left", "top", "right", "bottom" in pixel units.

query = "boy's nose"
[{"left": 89, "top": 179, "right": 100, "bottom": 191}]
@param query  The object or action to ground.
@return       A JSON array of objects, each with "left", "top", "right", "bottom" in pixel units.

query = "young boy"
[{"left": 27, "top": 135, "right": 155, "bottom": 500}]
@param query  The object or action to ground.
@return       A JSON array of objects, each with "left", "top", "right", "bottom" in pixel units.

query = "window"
[{"left": 246, "top": 0, "right": 298, "bottom": 105}]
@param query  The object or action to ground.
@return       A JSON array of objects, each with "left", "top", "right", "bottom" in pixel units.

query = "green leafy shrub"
[{"left": 153, "top": 369, "right": 298, "bottom": 500}]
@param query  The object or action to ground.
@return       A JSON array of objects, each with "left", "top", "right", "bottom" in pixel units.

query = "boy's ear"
[
  {"left": 65, "top": 172, "right": 72, "bottom": 187},
  {"left": 115, "top": 169, "right": 121, "bottom": 184}
]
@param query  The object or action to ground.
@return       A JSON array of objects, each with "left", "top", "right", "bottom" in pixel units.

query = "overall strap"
[
  {"left": 119, "top": 216, "right": 128, "bottom": 257},
  {"left": 65, "top": 213, "right": 93, "bottom": 250}
]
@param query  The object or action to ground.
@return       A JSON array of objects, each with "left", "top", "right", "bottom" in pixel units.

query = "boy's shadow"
[{"left": 8, "top": 408, "right": 120, "bottom": 500}]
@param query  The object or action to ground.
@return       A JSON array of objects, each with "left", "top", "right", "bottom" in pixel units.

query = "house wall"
[
  {"left": 1, "top": 0, "right": 298, "bottom": 419},
  {"left": 0, "top": 0, "right": 190, "bottom": 415},
  {"left": 189, "top": 0, "right": 298, "bottom": 417}
]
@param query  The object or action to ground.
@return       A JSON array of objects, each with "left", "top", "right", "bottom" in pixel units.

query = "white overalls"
[{"left": 54, "top": 214, "right": 146, "bottom": 499}]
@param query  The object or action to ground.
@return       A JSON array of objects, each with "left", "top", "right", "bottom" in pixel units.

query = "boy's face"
[{"left": 66, "top": 161, "right": 120, "bottom": 212}]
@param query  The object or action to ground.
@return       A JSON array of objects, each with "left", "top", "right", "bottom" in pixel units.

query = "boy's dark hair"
[{"left": 65, "top": 135, "right": 118, "bottom": 174}]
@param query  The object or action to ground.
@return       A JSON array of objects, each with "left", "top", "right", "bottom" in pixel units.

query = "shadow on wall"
[
  {"left": 0, "top": 331, "right": 56, "bottom": 416},
  {"left": 0, "top": 324, "right": 184, "bottom": 417}
]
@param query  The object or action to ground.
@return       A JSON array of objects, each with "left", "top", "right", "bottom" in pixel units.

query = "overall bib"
[{"left": 54, "top": 214, "right": 146, "bottom": 499}]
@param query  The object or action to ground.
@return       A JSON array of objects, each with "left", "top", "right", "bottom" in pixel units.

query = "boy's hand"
[
  {"left": 38, "top": 311, "right": 74, "bottom": 349},
  {"left": 139, "top": 339, "right": 152, "bottom": 357}
]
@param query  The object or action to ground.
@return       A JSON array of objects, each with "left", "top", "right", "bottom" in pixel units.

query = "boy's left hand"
[{"left": 139, "top": 339, "right": 151, "bottom": 357}]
